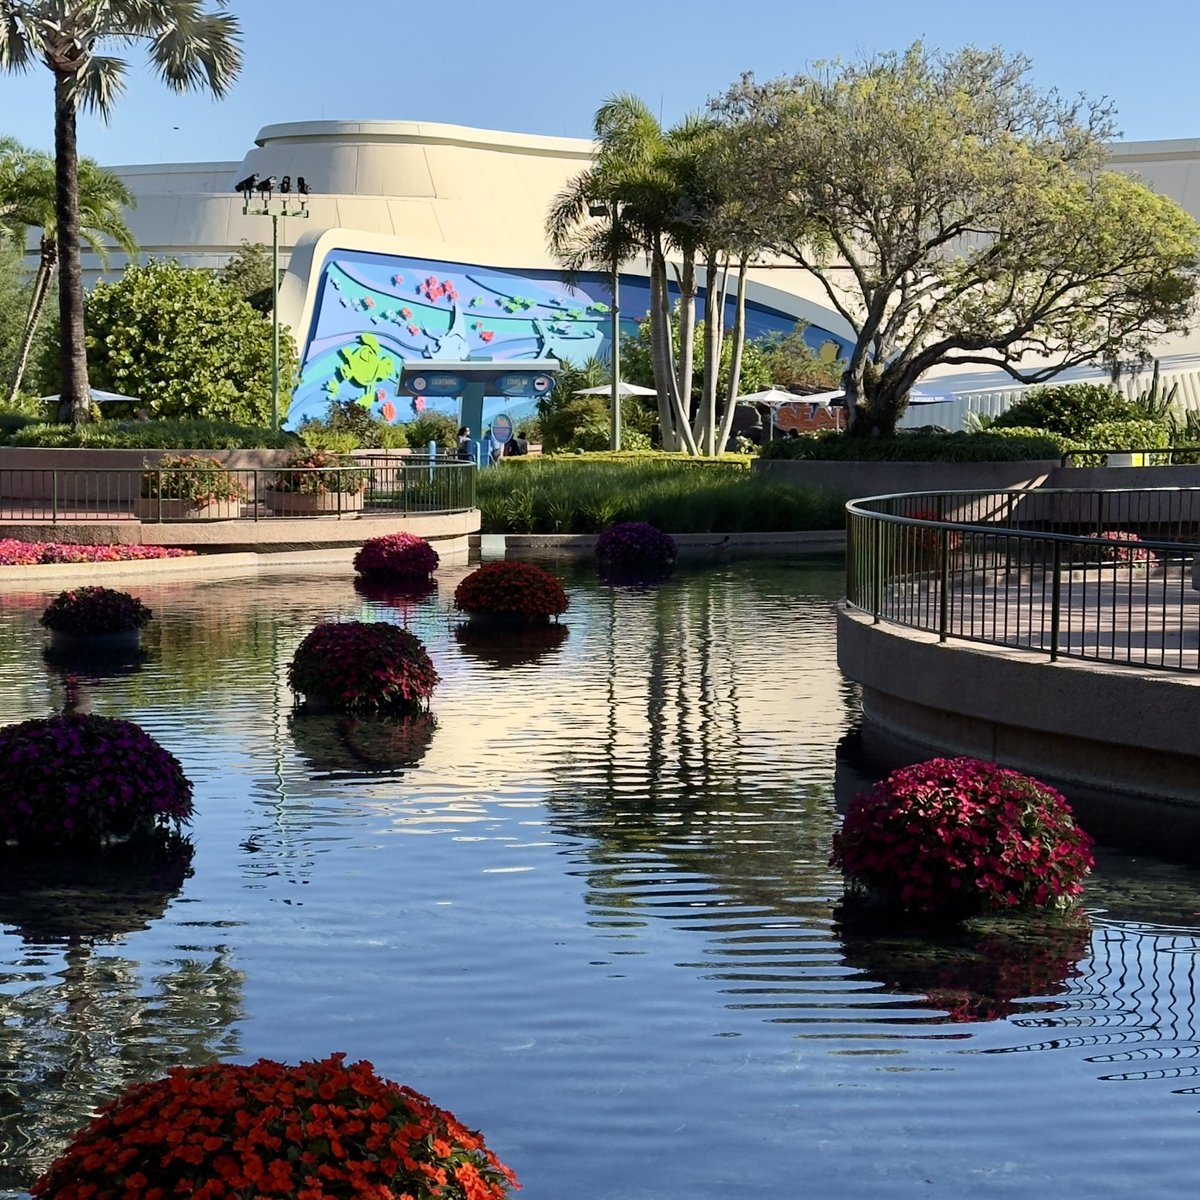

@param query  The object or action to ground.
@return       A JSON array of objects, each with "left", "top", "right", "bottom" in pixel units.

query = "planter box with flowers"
[
  {"left": 31, "top": 1053, "right": 518, "bottom": 1200},
  {"left": 288, "top": 620, "right": 440, "bottom": 715},
  {"left": 354, "top": 531, "right": 440, "bottom": 580},
  {"left": 40, "top": 586, "right": 153, "bottom": 654},
  {"left": 596, "top": 521, "right": 677, "bottom": 584},
  {"left": 831, "top": 756, "right": 1094, "bottom": 919},
  {"left": 136, "top": 453, "right": 248, "bottom": 521},
  {"left": 453, "top": 561, "right": 569, "bottom": 626},
  {"left": 264, "top": 449, "right": 370, "bottom": 515}
]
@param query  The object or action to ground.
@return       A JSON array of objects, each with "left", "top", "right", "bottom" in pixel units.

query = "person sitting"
[{"left": 505, "top": 429, "right": 529, "bottom": 456}]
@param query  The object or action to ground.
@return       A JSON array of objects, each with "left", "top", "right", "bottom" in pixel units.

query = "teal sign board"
[{"left": 406, "top": 373, "right": 467, "bottom": 397}]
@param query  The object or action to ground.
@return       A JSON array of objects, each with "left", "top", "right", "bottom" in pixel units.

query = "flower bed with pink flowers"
[
  {"left": 0, "top": 539, "right": 196, "bottom": 566},
  {"left": 32, "top": 1053, "right": 518, "bottom": 1200},
  {"left": 454, "top": 562, "right": 568, "bottom": 624},
  {"left": 831, "top": 756, "right": 1094, "bottom": 917}
]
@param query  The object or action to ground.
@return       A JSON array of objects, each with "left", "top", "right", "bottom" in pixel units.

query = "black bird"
[
  {"left": 233, "top": 173, "right": 257, "bottom": 196},
  {"left": 296, "top": 176, "right": 311, "bottom": 196},
  {"left": 279, "top": 175, "right": 291, "bottom": 194}
]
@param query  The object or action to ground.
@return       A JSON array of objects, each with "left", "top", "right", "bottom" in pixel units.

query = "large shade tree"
[
  {"left": 0, "top": 140, "right": 136, "bottom": 403},
  {"left": 0, "top": 0, "right": 242, "bottom": 426},
  {"left": 717, "top": 44, "right": 1200, "bottom": 436}
]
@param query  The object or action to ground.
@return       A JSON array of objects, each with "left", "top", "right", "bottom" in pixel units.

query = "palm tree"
[
  {"left": 0, "top": 142, "right": 137, "bottom": 403},
  {"left": 0, "top": 1, "right": 241, "bottom": 425}
]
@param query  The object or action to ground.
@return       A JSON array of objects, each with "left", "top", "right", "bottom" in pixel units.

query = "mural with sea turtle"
[{"left": 289, "top": 249, "right": 851, "bottom": 431}]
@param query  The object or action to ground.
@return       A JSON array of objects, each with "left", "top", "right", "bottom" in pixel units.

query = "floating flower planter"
[
  {"left": 454, "top": 561, "right": 569, "bottom": 625},
  {"left": 39, "top": 587, "right": 152, "bottom": 655},
  {"left": 354, "top": 531, "right": 440, "bottom": 579},
  {"left": 288, "top": 620, "right": 439, "bottom": 715},
  {"left": 31, "top": 1053, "right": 519, "bottom": 1200},
  {"left": 0, "top": 711, "right": 193, "bottom": 849},
  {"left": 595, "top": 521, "right": 677, "bottom": 581},
  {"left": 831, "top": 756, "right": 1094, "bottom": 918}
]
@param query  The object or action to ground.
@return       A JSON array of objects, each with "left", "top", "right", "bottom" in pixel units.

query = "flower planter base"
[
  {"left": 264, "top": 491, "right": 365, "bottom": 516},
  {"left": 48, "top": 628, "right": 142, "bottom": 655},
  {"left": 135, "top": 498, "right": 242, "bottom": 522}
]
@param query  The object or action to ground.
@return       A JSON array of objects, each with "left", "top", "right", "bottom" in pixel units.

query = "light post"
[
  {"left": 589, "top": 199, "right": 623, "bottom": 452},
  {"left": 235, "top": 173, "right": 312, "bottom": 430}
]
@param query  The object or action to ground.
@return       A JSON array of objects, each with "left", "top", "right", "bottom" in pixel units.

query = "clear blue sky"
[{"left": 0, "top": 0, "right": 1196, "bottom": 168}]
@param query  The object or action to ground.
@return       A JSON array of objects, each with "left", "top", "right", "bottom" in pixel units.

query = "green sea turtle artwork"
[{"left": 336, "top": 332, "right": 396, "bottom": 402}]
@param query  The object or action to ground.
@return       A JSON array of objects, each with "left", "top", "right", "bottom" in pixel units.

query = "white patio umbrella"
[
  {"left": 574, "top": 381, "right": 658, "bottom": 397},
  {"left": 42, "top": 387, "right": 143, "bottom": 406},
  {"left": 734, "top": 387, "right": 804, "bottom": 406}
]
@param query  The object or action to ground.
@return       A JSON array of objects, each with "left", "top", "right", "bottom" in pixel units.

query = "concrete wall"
[{"left": 752, "top": 458, "right": 1061, "bottom": 500}]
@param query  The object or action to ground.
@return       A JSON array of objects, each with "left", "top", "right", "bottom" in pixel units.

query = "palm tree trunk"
[
  {"left": 652, "top": 244, "right": 696, "bottom": 454},
  {"left": 649, "top": 259, "right": 676, "bottom": 449},
  {"left": 675, "top": 251, "right": 697, "bottom": 432},
  {"left": 54, "top": 72, "right": 90, "bottom": 426},
  {"left": 716, "top": 258, "right": 749, "bottom": 454},
  {"left": 7, "top": 249, "right": 54, "bottom": 404},
  {"left": 695, "top": 251, "right": 720, "bottom": 454}
]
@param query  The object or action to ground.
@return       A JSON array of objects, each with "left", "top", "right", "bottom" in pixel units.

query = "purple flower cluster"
[
  {"left": 0, "top": 713, "right": 194, "bottom": 846},
  {"left": 288, "top": 621, "right": 440, "bottom": 715},
  {"left": 40, "top": 587, "right": 153, "bottom": 635},
  {"left": 353, "top": 532, "right": 440, "bottom": 580},
  {"left": 0, "top": 539, "right": 195, "bottom": 566},
  {"left": 595, "top": 521, "right": 677, "bottom": 568}
]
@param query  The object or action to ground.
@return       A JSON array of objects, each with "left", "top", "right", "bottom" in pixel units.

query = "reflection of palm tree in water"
[{"left": 0, "top": 946, "right": 245, "bottom": 1189}]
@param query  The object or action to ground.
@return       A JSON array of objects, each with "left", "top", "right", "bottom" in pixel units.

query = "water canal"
[{"left": 0, "top": 558, "right": 1198, "bottom": 1199}]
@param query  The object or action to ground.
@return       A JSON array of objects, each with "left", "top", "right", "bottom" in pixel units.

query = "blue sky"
[{"left": 0, "top": 0, "right": 1196, "bottom": 168}]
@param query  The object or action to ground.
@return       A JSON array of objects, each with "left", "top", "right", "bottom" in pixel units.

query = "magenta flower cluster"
[
  {"left": 0, "top": 539, "right": 195, "bottom": 566},
  {"left": 40, "top": 587, "right": 153, "bottom": 635},
  {"left": 831, "top": 756, "right": 1094, "bottom": 916},
  {"left": 454, "top": 562, "right": 569, "bottom": 622},
  {"left": 0, "top": 713, "right": 194, "bottom": 846},
  {"left": 288, "top": 621, "right": 440, "bottom": 715},
  {"left": 1081, "top": 529, "right": 1157, "bottom": 565},
  {"left": 354, "top": 532, "right": 440, "bottom": 579},
  {"left": 595, "top": 521, "right": 677, "bottom": 568}
]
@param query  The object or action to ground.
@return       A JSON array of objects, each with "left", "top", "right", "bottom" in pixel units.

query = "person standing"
[
  {"left": 456, "top": 426, "right": 472, "bottom": 461},
  {"left": 505, "top": 429, "right": 529, "bottom": 456}
]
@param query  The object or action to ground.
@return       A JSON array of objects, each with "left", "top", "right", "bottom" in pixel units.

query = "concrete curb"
[{"left": 482, "top": 530, "right": 846, "bottom": 556}]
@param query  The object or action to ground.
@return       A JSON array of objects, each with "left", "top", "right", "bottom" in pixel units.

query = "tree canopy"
[
  {"left": 716, "top": 43, "right": 1200, "bottom": 435},
  {"left": 85, "top": 259, "right": 295, "bottom": 426}
]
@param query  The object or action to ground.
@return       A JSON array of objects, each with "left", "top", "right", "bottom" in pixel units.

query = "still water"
[{"left": 1, "top": 558, "right": 1199, "bottom": 1199}]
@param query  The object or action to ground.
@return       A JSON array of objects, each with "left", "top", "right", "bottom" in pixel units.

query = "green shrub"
[
  {"left": 760, "top": 431, "right": 1063, "bottom": 462},
  {"left": 989, "top": 383, "right": 1142, "bottom": 439},
  {"left": 1067, "top": 418, "right": 1171, "bottom": 466},
  {"left": 401, "top": 412, "right": 460, "bottom": 451},
  {"left": 298, "top": 399, "right": 410, "bottom": 451},
  {"left": 7, "top": 418, "right": 297, "bottom": 449},
  {"left": 476, "top": 458, "right": 843, "bottom": 533}
]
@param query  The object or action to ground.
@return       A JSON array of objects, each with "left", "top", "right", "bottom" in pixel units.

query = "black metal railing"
[
  {"left": 0, "top": 459, "right": 476, "bottom": 523},
  {"left": 846, "top": 488, "right": 1200, "bottom": 672}
]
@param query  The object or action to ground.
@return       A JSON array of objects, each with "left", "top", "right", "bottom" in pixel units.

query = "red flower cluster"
[
  {"left": 453, "top": 563, "right": 568, "bottom": 623},
  {"left": 354, "top": 533, "right": 440, "bottom": 580},
  {"left": 831, "top": 757, "right": 1094, "bottom": 916},
  {"left": 32, "top": 1053, "right": 519, "bottom": 1200},
  {"left": 0, "top": 539, "right": 195, "bottom": 566},
  {"left": 288, "top": 622, "right": 440, "bottom": 715},
  {"left": 40, "top": 587, "right": 153, "bottom": 635},
  {"left": 1079, "top": 529, "right": 1157, "bottom": 565}
]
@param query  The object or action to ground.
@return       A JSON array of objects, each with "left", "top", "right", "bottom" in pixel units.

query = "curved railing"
[{"left": 845, "top": 487, "right": 1200, "bottom": 673}]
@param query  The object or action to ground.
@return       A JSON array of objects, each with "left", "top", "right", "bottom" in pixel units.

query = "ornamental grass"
[
  {"left": 31, "top": 1053, "right": 519, "bottom": 1200},
  {"left": 353, "top": 532, "right": 440, "bottom": 579},
  {"left": 39, "top": 587, "right": 153, "bottom": 635},
  {"left": 288, "top": 621, "right": 439, "bottom": 715},
  {"left": 453, "top": 562, "right": 568, "bottom": 623},
  {"left": 831, "top": 756, "right": 1094, "bottom": 917},
  {"left": 0, "top": 712, "right": 193, "bottom": 847}
]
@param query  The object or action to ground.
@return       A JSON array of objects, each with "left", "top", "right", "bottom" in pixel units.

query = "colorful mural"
[{"left": 290, "top": 249, "right": 850, "bottom": 430}]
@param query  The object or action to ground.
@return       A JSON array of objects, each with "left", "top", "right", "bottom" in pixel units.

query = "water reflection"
[
  {"left": 454, "top": 621, "right": 569, "bottom": 668},
  {"left": 289, "top": 712, "right": 438, "bottom": 778}
]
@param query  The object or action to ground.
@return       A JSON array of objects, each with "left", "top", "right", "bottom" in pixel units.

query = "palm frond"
[{"left": 74, "top": 55, "right": 128, "bottom": 118}]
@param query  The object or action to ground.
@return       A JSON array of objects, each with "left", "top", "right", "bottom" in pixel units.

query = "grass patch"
[{"left": 478, "top": 458, "right": 843, "bottom": 533}]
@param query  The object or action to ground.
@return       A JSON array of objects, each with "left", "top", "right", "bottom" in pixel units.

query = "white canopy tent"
[{"left": 574, "top": 381, "right": 658, "bottom": 397}]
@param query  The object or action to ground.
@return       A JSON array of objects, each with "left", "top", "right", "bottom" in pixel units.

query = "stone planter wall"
[
  {"left": 133, "top": 497, "right": 243, "bottom": 522},
  {"left": 262, "top": 489, "right": 365, "bottom": 516}
]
